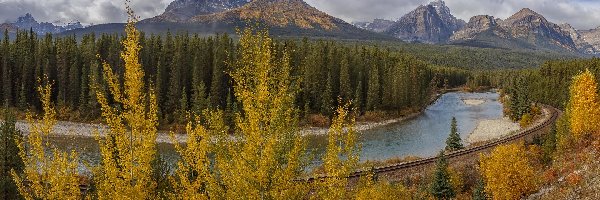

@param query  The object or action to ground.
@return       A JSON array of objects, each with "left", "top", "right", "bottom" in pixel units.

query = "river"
[
  {"left": 41, "top": 91, "right": 505, "bottom": 171},
  {"left": 306, "top": 91, "right": 505, "bottom": 163}
]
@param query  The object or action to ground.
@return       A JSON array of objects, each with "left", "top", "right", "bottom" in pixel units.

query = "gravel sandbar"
[
  {"left": 467, "top": 117, "right": 520, "bottom": 143},
  {"left": 462, "top": 99, "right": 486, "bottom": 106}
]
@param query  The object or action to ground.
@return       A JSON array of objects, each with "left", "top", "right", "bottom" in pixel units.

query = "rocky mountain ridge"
[
  {"left": 149, "top": 0, "right": 250, "bottom": 22},
  {"left": 352, "top": 19, "right": 394, "bottom": 33},
  {"left": 356, "top": 1, "right": 600, "bottom": 54},
  {"left": 381, "top": 0, "right": 465, "bottom": 43},
  {"left": 64, "top": 0, "right": 392, "bottom": 41},
  {"left": 1, "top": 13, "right": 83, "bottom": 35}
]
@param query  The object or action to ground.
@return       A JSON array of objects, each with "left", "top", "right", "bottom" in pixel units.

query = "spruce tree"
[
  {"left": 354, "top": 78, "right": 363, "bottom": 114},
  {"left": 339, "top": 56, "right": 351, "bottom": 101},
  {"left": 191, "top": 82, "right": 209, "bottom": 117},
  {"left": 430, "top": 151, "right": 455, "bottom": 200},
  {"left": 366, "top": 65, "right": 380, "bottom": 111},
  {"left": 321, "top": 72, "right": 333, "bottom": 115},
  {"left": 0, "top": 109, "right": 24, "bottom": 200},
  {"left": 445, "top": 117, "right": 464, "bottom": 151},
  {"left": 472, "top": 179, "right": 487, "bottom": 200}
]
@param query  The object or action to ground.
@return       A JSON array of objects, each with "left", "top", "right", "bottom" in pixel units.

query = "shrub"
[
  {"left": 361, "top": 111, "right": 386, "bottom": 122},
  {"left": 307, "top": 114, "right": 330, "bottom": 127},
  {"left": 519, "top": 113, "right": 533, "bottom": 128},
  {"left": 479, "top": 143, "right": 536, "bottom": 200}
]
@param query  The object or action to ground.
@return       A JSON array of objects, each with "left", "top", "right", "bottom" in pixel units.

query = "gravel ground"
[
  {"left": 4, "top": 111, "right": 423, "bottom": 144},
  {"left": 300, "top": 112, "right": 421, "bottom": 136},
  {"left": 7, "top": 120, "right": 187, "bottom": 144},
  {"left": 462, "top": 98, "right": 486, "bottom": 106},
  {"left": 467, "top": 117, "right": 520, "bottom": 143},
  {"left": 467, "top": 106, "right": 550, "bottom": 144}
]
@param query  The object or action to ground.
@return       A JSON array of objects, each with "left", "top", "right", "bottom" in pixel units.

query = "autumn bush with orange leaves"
[{"left": 479, "top": 142, "right": 537, "bottom": 200}]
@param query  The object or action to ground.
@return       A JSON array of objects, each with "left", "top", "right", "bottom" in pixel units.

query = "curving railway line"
[
  {"left": 74, "top": 105, "right": 558, "bottom": 190},
  {"left": 306, "top": 105, "right": 559, "bottom": 182}
]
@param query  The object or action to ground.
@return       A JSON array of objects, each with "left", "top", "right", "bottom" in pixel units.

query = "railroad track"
[
  {"left": 73, "top": 106, "right": 558, "bottom": 189},
  {"left": 306, "top": 105, "right": 559, "bottom": 182}
]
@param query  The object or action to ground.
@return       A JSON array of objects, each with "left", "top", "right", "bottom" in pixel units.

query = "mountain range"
[
  {"left": 2, "top": 0, "right": 600, "bottom": 54},
  {"left": 61, "top": 0, "right": 391, "bottom": 41},
  {"left": 354, "top": 0, "right": 600, "bottom": 54},
  {"left": 1, "top": 13, "right": 83, "bottom": 35}
]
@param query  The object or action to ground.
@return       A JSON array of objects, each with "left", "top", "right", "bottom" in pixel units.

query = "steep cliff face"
[
  {"left": 151, "top": 0, "right": 250, "bottom": 22},
  {"left": 450, "top": 8, "right": 578, "bottom": 52},
  {"left": 429, "top": 0, "right": 465, "bottom": 32},
  {"left": 579, "top": 27, "right": 600, "bottom": 54},
  {"left": 383, "top": 0, "right": 464, "bottom": 43},
  {"left": 451, "top": 15, "right": 507, "bottom": 41},
  {"left": 559, "top": 23, "right": 599, "bottom": 54},
  {"left": 498, "top": 8, "right": 576, "bottom": 51}
]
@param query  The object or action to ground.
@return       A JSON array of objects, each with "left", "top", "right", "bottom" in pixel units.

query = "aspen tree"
[
  {"left": 169, "top": 111, "right": 224, "bottom": 199},
  {"left": 479, "top": 143, "right": 536, "bottom": 200},
  {"left": 317, "top": 102, "right": 360, "bottom": 200},
  {"left": 92, "top": 2, "right": 159, "bottom": 199},
  {"left": 12, "top": 82, "right": 81, "bottom": 200},
  {"left": 218, "top": 28, "right": 307, "bottom": 199},
  {"left": 567, "top": 69, "right": 600, "bottom": 139}
]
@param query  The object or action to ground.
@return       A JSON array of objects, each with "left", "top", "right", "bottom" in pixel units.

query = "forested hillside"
[{"left": 0, "top": 29, "right": 469, "bottom": 126}]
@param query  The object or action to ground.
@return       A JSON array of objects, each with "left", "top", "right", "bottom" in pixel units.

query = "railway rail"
[
  {"left": 73, "top": 106, "right": 557, "bottom": 191},
  {"left": 306, "top": 105, "right": 559, "bottom": 182}
]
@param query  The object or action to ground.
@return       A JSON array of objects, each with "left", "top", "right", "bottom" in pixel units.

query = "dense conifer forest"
[{"left": 0, "top": 29, "right": 472, "bottom": 126}]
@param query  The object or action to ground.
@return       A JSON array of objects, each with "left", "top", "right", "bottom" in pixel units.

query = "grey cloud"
[
  {"left": 0, "top": 0, "right": 171, "bottom": 25},
  {"left": 0, "top": 0, "right": 599, "bottom": 30}
]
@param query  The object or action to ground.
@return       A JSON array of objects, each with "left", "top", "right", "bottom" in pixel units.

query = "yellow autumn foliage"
[
  {"left": 12, "top": 82, "right": 81, "bottom": 200},
  {"left": 479, "top": 143, "right": 536, "bottom": 200},
  {"left": 208, "top": 27, "right": 308, "bottom": 199},
  {"left": 92, "top": 2, "right": 159, "bottom": 199},
  {"left": 169, "top": 111, "right": 225, "bottom": 199},
  {"left": 315, "top": 102, "right": 360, "bottom": 200},
  {"left": 567, "top": 69, "right": 600, "bottom": 139},
  {"left": 354, "top": 180, "right": 410, "bottom": 200}
]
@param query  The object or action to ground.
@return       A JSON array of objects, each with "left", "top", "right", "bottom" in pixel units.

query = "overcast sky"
[{"left": 0, "top": 0, "right": 599, "bottom": 30}]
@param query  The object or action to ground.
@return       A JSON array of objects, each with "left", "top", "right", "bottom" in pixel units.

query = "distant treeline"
[
  {"left": 0, "top": 29, "right": 471, "bottom": 125},
  {"left": 505, "top": 58, "right": 600, "bottom": 111},
  {"left": 396, "top": 44, "right": 580, "bottom": 70}
]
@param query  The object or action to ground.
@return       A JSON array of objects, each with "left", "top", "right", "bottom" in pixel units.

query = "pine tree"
[
  {"left": 339, "top": 55, "right": 351, "bottom": 101},
  {"left": 366, "top": 65, "right": 380, "bottom": 111},
  {"left": 321, "top": 72, "right": 334, "bottom": 115},
  {"left": 430, "top": 151, "right": 455, "bottom": 200},
  {"left": 209, "top": 34, "right": 229, "bottom": 108},
  {"left": 191, "top": 82, "right": 208, "bottom": 117},
  {"left": 472, "top": 179, "right": 487, "bottom": 200},
  {"left": 0, "top": 109, "right": 23, "bottom": 200},
  {"left": 445, "top": 117, "right": 464, "bottom": 151},
  {"left": 509, "top": 77, "right": 531, "bottom": 121},
  {"left": 177, "top": 87, "right": 189, "bottom": 123},
  {"left": 167, "top": 38, "right": 184, "bottom": 121},
  {"left": 354, "top": 73, "right": 364, "bottom": 114}
]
